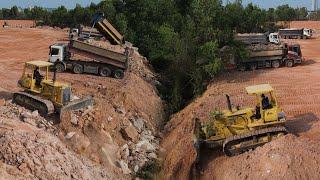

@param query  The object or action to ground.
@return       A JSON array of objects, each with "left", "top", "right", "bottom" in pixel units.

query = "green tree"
[
  {"left": 51, "top": 6, "right": 69, "bottom": 27},
  {"left": 10, "top": 6, "right": 19, "bottom": 18},
  {"left": 275, "top": 4, "right": 296, "bottom": 21}
]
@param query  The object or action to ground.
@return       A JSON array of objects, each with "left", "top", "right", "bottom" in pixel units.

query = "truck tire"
[
  {"left": 99, "top": 67, "right": 112, "bottom": 77},
  {"left": 272, "top": 60, "right": 280, "bottom": 68},
  {"left": 114, "top": 69, "right": 125, "bottom": 79},
  {"left": 73, "top": 64, "right": 83, "bottom": 74},
  {"left": 286, "top": 60, "right": 294, "bottom": 67},
  {"left": 238, "top": 64, "right": 246, "bottom": 71},
  {"left": 55, "top": 63, "right": 65, "bottom": 72},
  {"left": 250, "top": 63, "right": 257, "bottom": 71}
]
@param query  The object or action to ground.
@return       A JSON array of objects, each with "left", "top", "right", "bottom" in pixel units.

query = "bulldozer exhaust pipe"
[
  {"left": 53, "top": 66, "right": 57, "bottom": 83},
  {"left": 226, "top": 94, "right": 232, "bottom": 112}
]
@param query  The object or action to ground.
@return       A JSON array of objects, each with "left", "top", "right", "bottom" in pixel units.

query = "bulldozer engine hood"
[{"left": 224, "top": 108, "right": 253, "bottom": 117}]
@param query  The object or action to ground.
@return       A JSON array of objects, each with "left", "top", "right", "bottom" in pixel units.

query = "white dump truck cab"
[
  {"left": 71, "top": 28, "right": 79, "bottom": 34},
  {"left": 48, "top": 44, "right": 70, "bottom": 72},
  {"left": 269, "top": 33, "right": 280, "bottom": 44},
  {"left": 49, "top": 44, "right": 68, "bottom": 63},
  {"left": 303, "top": 28, "right": 312, "bottom": 38}
]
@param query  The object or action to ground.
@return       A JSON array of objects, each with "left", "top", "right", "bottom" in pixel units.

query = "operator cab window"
[
  {"left": 50, "top": 48, "right": 59, "bottom": 56},
  {"left": 261, "top": 93, "right": 273, "bottom": 110},
  {"left": 25, "top": 65, "right": 34, "bottom": 78}
]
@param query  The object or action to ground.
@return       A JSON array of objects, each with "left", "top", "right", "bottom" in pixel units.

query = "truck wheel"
[
  {"left": 250, "top": 63, "right": 257, "bottom": 71},
  {"left": 73, "top": 64, "right": 83, "bottom": 74},
  {"left": 99, "top": 67, "right": 112, "bottom": 77},
  {"left": 55, "top": 63, "right": 65, "bottom": 72},
  {"left": 114, "top": 69, "right": 124, "bottom": 79},
  {"left": 272, "top": 60, "right": 280, "bottom": 68},
  {"left": 286, "top": 60, "right": 294, "bottom": 67},
  {"left": 238, "top": 65, "right": 246, "bottom": 71}
]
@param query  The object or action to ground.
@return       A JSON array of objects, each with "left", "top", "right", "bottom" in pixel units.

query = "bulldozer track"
[
  {"left": 223, "top": 126, "right": 287, "bottom": 156},
  {"left": 13, "top": 92, "right": 55, "bottom": 116}
]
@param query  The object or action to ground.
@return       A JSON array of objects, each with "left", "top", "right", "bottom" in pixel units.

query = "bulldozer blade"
[{"left": 59, "top": 96, "right": 93, "bottom": 119}]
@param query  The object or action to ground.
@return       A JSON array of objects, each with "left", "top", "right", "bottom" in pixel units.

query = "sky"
[
  {"left": 0, "top": 0, "right": 313, "bottom": 10},
  {"left": 230, "top": 0, "right": 312, "bottom": 10},
  {"left": 0, "top": 0, "right": 101, "bottom": 9}
]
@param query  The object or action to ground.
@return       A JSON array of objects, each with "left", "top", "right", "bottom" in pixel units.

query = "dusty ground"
[
  {"left": 162, "top": 26, "right": 320, "bottom": 179},
  {"left": 0, "top": 28, "right": 164, "bottom": 179},
  {"left": 0, "top": 20, "right": 36, "bottom": 28},
  {"left": 2, "top": 22, "right": 320, "bottom": 179},
  {"left": 290, "top": 21, "right": 320, "bottom": 30}
]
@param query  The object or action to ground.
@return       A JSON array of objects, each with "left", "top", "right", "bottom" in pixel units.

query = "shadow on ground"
[
  {"left": 286, "top": 112, "right": 318, "bottom": 136},
  {"left": 0, "top": 91, "right": 13, "bottom": 100},
  {"left": 301, "top": 59, "right": 317, "bottom": 66}
]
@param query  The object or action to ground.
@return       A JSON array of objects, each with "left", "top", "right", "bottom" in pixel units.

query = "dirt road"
[
  {"left": 0, "top": 28, "right": 66, "bottom": 91},
  {"left": 162, "top": 30, "right": 320, "bottom": 179}
]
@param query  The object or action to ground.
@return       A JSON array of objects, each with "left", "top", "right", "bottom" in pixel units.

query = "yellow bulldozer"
[
  {"left": 193, "top": 84, "right": 287, "bottom": 164},
  {"left": 13, "top": 61, "right": 93, "bottom": 119}
]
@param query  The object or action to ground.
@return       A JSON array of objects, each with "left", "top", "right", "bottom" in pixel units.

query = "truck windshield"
[{"left": 50, "top": 48, "right": 59, "bottom": 56}]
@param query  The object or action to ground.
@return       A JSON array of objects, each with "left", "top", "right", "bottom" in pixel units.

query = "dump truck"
[
  {"left": 193, "top": 84, "right": 287, "bottom": 165},
  {"left": 237, "top": 43, "right": 302, "bottom": 71},
  {"left": 49, "top": 40, "right": 130, "bottom": 79},
  {"left": 49, "top": 14, "right": 130, "bottom": 79},
  {"left": 234, "top": 33, "right": 280, "bottom": 44},
  {"left": 3, "top": 21, "right": 9, "bottom": 28},
  {"left": 279, "top": 28, "right": 312, "bottom": 39},
  {"left": 234, "top": 33, "right": 303, "bottom": 70}
]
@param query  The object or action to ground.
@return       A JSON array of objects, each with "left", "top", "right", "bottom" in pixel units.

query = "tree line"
[{"left": 0, "top": 1, "right": 311, "bottom": 113}]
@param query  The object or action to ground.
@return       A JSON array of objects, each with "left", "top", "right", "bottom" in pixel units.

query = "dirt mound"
[
  {"left": 205, "top": 134, "right": 320, "bottom": 180},
  {"left": 58, "top": 72, "right": 164, "bottom": 174},
  {"left": 290, "top": 21, "right": 320, "bottom": 30},
  {"left": 82, "top": 38, "right": 158, "bottom": 85},
  {"left": 0, "top": 118, "right": 116, "bottom": 180}
]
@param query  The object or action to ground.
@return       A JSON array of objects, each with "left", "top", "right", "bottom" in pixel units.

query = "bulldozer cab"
[
  {"left": 18, "top": 61, "right": 51, "bottom": 93},
  {"left": 246, "top": 84, "right": 279, "bottom": 122}
]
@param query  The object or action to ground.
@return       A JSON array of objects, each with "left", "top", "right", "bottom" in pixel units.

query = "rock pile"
[
  {"left": 0, "top": 100, "right": 116, "bottom": 179},
  {"left": 63, "top": 104, "right": 161, "bottom": 176},
  {"left": 1, "top": 100, "right": 55, "bottom": 132},
  {"left": 118, "top": 116, "right": 160, "bottom": 174}
]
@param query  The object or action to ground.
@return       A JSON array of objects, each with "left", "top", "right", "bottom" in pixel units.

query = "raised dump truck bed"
[
  {"left": 94, "top": 18, "right": 124, "bottom": 45},
  {"left": 50, "top": 15, "right": 130, "bottom": 79}
]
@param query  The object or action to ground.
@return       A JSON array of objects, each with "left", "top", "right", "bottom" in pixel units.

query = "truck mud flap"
[{"left": 59, "top": 96, "right": 93, "bottom": 119}]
